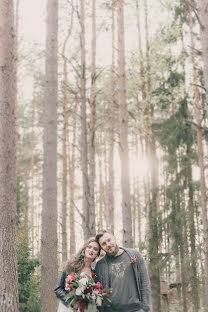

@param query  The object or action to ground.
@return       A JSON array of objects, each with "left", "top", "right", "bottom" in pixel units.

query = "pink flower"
[
  {"left": 66, "top": 274, "right": 76, "bottom": 285},
  {"left": 95, "top": 282, "right": 103, "bottom": 289}
]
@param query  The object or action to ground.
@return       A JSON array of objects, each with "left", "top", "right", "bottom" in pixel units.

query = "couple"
[{"left": 54, "top": 230, "right": 150, "bottom": 312}]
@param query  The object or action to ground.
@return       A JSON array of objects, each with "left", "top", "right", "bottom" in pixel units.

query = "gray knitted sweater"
[{"left": 95, "top": 248, "right": 150, "bottom": 312}]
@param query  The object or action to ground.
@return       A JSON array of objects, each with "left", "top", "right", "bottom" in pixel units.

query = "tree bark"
[
  {"left": 89, "top": 0, "right": 96, "bottom": 236},
  {"left": 0, "top": 0, "right": 19, "bottom": 310},
  {"left": 41, "top": 0, "right": 58, "bottom": 311},
  {"left": 69, "top": 98, "right": 78, "bottom": 256},
  {"left": 136, "top": 0, "right": 146, "bottom": 102},
  {"left": 187, "top": 148, "right": 199, "bottom": 312},
  {"left": 107, "top": 0, "right": 116, "bottom": 234},
  {"left": 80, "top": 0, "right": 90, "bottom": 240},
  {"left": 31, "top": 97, "right": 35, "bottom": 256},
  {"left": 189, "top": 6, "right": 208, "bottom": 311},
  {"left": 143, "top": 1, "right": 161, "bottom": 309},
  {"left": 197, "top": 0, "right": 208, "bottom": 119},
  {"left": 117, "top": 0, "right": 132, "bottom": 247},
  {"left": 61, "top": 11, "right": 73, "bottom": 262},
  {"left": 14, "top": 0, "right": 19, "bottom": 144}
]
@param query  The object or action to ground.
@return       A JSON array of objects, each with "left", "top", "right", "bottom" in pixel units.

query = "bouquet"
[{"left": 64, "top": 272, "right": 112, "bottom": 312}]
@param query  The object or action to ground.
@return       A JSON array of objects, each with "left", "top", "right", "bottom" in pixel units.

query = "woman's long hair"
[{"left": 64, "top": 237, "right": 101, "bottom": 275}]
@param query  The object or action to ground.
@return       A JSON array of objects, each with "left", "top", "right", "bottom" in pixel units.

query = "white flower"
[
  {"left": 75, "top": 287, "right": 83, "bottom": 296},
  {"left": 80, "top": 272, "right": 86, "bottom": 277},
  {"left": 91, "top": 293, "right": 96, "bottom": 300},
  {"left": 79, "top": 277, "right": 88, "bottom": 287},
  {"left": 96, "top": 296, "right": 102, "bottom": 306}
]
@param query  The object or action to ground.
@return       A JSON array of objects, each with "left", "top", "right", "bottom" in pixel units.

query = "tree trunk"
[
  {"left": 189, "top": 6, "right": 208, "bottom": 311},
  {"left": 69, "top": 98, "right": 78, "bottom": 255},
  {"left": 198, "top": 0, "right": 208, "bottom": 119},
  {"left": 136, "top": 0, "right": 146, "bottom": 102},
  {"left": 149, "top": 140, "right": 161, "bottom": 312},
  {"left": 144, "top": 1, "right": 161, "bottom": 309},
  {"left": 98, "top": 157, "right": 104, "bottom": 231},
  {"left": 61, "top": 13, "right": 73, "bottom": 262},
  {"left": 186, "top": 149, "right": 199, "bottom": 312},
  {"left": 0, "top": 0, "right": 19, "bottom": 310},
  {"left": 176, "top": 171, "right": 188, "bottom": 312},
  {"left": 23, "top": 167, "right": 29, "bottom": 241},
  {"left": 14, "top": 0, "right": 19, "bottom": 144},
  {"left": 80, "top": 0, "right": 90, "bottom": 240},
  {"left": 107, "top": 0, "right": 116, "bottom": 234},
  {"left": 31, "top": 97, "right": 35, "bottom": 256},
  {"left": 89, "top": 0, "right": 96, "bottom": 236},
  {"left": 41, "top": 0, "right": 58, "bottom": 311},
  {"left": 117, "top": 0, "right": 132, "bottom": 247}
]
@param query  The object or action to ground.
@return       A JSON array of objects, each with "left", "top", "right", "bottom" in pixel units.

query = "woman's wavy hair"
[{"left": 64, "top": 237, "right": 101, "bottom": 275}]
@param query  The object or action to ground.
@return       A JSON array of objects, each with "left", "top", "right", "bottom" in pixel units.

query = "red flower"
[
  {"left": 103, "top": 288, "right": 112, "bottom": 295},
  {"left": 132, "top": 258, "right": 136, "bottom": 264},
  {"left": 95, "top": 282, "right": 103, "bottom": 289},
  {"left": 91, "top": 273, "right": 96, "bottom": 280}
]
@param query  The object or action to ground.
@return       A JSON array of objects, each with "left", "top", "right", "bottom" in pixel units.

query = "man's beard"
[{"left": 106, "top": 245, "right": 119, "bottom": 257}]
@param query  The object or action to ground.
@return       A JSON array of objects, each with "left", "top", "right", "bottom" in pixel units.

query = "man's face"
[{"left": 98, "top": 232, "right": 118, "bottom": 256}]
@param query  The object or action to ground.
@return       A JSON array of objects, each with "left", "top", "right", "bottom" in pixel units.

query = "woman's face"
[{"left": 84, "top": 241, "right": 100, "bottom": 261}]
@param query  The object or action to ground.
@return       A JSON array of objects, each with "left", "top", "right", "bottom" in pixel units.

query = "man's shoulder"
[
  {"left": 123, "top": 247, "right": 143, "bottom": 260},
  {"left": 95, "top": 255, "right": 107, "bottom": 267}
]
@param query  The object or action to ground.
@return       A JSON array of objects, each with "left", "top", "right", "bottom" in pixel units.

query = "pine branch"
[
  {"left": 186, "top": 0, "right": 203, "bottom": 29},
  {"left": 188, "top": 120, "right": 208, "bottom": 131},
  {"left": 191, "top": 83, "right": 206, "bottom": 91}
]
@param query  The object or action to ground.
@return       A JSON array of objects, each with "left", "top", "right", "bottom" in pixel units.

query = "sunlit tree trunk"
[
  {"left": 117, "top": 0, "right": 132, "bottom": 247},
  {"left": 80, "top": 0, "right": 90, "bottom": 240},
  {"left": 0, "top": 0, "right": 19, "bottom": 310},
  {"left": 189, "top": 6, "right": 208, "bottom": 311},
  {"left": 89, "top": 0, "right": 96, "bottom": 236},
  {"left": 41, "top": 0, "right": 58, "bottom": 311}
]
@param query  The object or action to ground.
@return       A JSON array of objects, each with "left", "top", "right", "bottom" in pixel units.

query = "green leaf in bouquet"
[
  {"left": 87, "top": 301, "right": 98, "bottom": 312},
  {"left": 102, "top": 297, "right": 112, "bottom": 307},
  {"left": 65, "top": 289, "right": 76, "bottom": 301},
  {"left": 70, "top": 298, "right": 76, "bottom": 306},
  {"left": 84, "top": 273, "right": 93, "bottom": 283}
]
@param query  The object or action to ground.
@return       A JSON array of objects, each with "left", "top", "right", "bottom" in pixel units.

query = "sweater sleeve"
[
  {"left": 54, "top": 271, "right": 69, "bottom": 306},
  {"left": 137, "top": 254, "right": 150, "bottom": 312}
]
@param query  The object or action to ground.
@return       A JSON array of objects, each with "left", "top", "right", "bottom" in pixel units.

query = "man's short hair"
[{"left": 95, "top": 230, "right": 112, "bottom": 244}]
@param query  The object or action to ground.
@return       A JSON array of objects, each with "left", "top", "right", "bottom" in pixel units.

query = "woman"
[{"left": 54, "top": 237, "right": 101, "bottom": 312}]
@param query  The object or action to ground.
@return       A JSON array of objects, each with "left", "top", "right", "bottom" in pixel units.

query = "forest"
[{"left": 0, "top": 0, "right": 208, "bottom": 311}]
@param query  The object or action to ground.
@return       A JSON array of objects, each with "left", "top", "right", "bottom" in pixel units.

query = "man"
[{"left": 95, "top": 230, "right": 150, "bottom": 312}]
